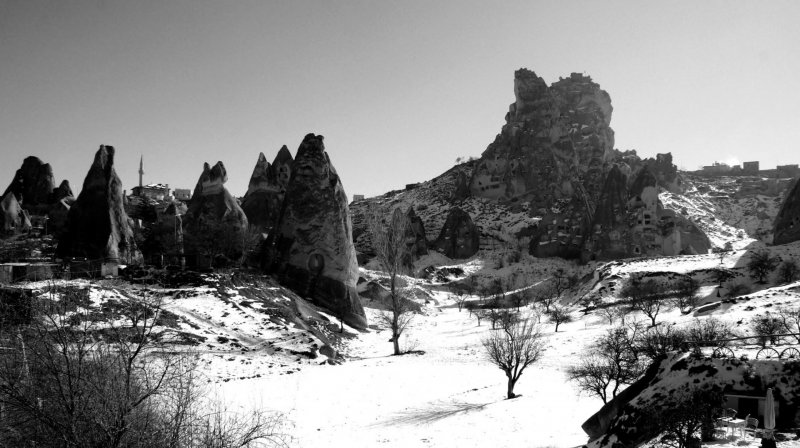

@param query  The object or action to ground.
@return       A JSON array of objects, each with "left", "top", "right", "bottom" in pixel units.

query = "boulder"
[
  {"left": 241, "top": 151, "right": 285, "bottom": 233},
  {"left": 265, "top": 133, "right": 367, "bottom": 329},
  {"left": 432, "top": 207, "right": 479, "bottom": 259},
  {"left": 56, "top": 145, "right": 141, "bottom": 264},
  {"left": 183, "top": 161, "right": 248, "bottom": 266},
  {"left": 3, "top": 156, "right": 55, "bottom": 209},
  {"left": 1, "top": 192, "right": 32, "bottom": 235},
  {"left": 774, "top": 178, "right": 800, "bottom": 245},
  {"left": 582, "top": 353, "right": 800, "bottom": 448}
]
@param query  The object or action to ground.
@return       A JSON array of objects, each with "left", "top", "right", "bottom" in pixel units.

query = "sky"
[{"left": 1, "top": 0, "right": 799, "bottom": 199}]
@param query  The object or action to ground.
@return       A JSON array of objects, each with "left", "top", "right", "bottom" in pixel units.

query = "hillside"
[{"left": 352, "top": 159, "right": 794, "bottom": 263}]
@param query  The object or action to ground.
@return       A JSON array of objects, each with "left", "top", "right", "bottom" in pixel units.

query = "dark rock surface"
[
  {"left": 50, "top": 180, "right": 73, "bottom": 203},
  {"left": 265, "top": 133, "right": 367, "bottom": 329},
  {"left": 773, "top": 178, "right": 800, "bottom": 245},
  {"left": 56, "top": 146, "right": 141, "bottom": 263},
  {"left": 241, "top": 151, "right": 287, "bottom": 233},
  {"left": 432, "top": 207, "right": 480, "bottom": 259},
  {"left": 406, "top": 207, "right": 428, "bottom": 259},
  {"left": 183, "top": 161, "right": 248, "bottom": 265},
  {"left": 2, "top": 156, "right": 55, "bottom": 208}
]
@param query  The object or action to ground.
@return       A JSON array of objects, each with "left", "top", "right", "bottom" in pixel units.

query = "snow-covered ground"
[
  {"left": 204, "top": 249, "right": 800, "bottom": 447},
  {"left": 17, "top": 242, "right": 800, "bottom": 447},
  {"left": 216, "top": 290, "right": 604, "bottom": 448}
]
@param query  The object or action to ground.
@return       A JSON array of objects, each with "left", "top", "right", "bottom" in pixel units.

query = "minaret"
[{"left": 138, "top": 155, "right": 144, "bottom": 188}]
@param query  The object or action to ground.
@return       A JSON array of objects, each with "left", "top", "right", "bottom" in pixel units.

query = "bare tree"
[
  {"left": 567, "top": 325, "right": 643, "bottom": 403},
  {"left": 482, "top": 316, "right": 545, "bottom": 399},
  {"left": 777, "top": 259, "right": 799, "bottom": 284},
  {"left": 368, "top": 206, "right": 414, "bottom": 355},
  {"left": 635, "top": 323, "right": 688, "bottom": 362},
  {"left": 509, "top": 292, "right": 525, "bottom": 310},
  {"left": 674, "top": 275, "right": 700, "bottom": 314},
  {"left": 533, "top": 283, "right": 558, "bottom": 313},
  {"left": 0, "top": 285, "right": 291, "bottom": 447},
  {"left": 751, "top": 314, "right": 782, "bottom": 347},
  {"left": 469, "top": 305, "right": 485, "bottom": 326},
  {"left": 599, "top": 306, "right": 624, "bottom": 325},
  {"left": 622, "top": 278, "right": 667, "bottom": 327},
  {"left": 546, "top": 305, "right": 572, "bottom": 332},
  {"left": 450, "top": 284, "right": 469, "bottom": 312},
  {"left": 776, "top": 306, "right": 800, "bottom": 344},
  {"left": 747, "top": 250, "right": 779, "bottom": 284},
  {"left": 643, "top": 388, "right": 725, "bottom": 446},
  {"left": 552, "top": 268, "right": 579, "bottom": 298}
]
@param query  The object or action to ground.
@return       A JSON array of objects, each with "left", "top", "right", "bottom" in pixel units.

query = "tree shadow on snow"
[{"left": 370, "top": 400, "right": 492, "bottom": 427}]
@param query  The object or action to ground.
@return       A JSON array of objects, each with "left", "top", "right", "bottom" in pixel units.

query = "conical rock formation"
[
  {"left": 432, "top": 207, "right": 479, "bottom": 259},
  {"left": 57, "top": 145, "right": 141, "bottom": 264},
  {"left": 241, "top": 150, "right": 288, "bottom": 233},
  {"left": 183, "top": 161, "right": 249, "bottom": 266},
  {"left": 266, "top": 133, "right": 366, "bottom": 329}
]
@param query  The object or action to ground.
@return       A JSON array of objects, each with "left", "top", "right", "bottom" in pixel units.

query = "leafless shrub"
[{"left": 0, "top": 284, "right": 292, "bottom": 448}]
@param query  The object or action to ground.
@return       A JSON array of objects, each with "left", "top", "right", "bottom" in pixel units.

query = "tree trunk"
[
  {"left": 507, "top": 377, "right": 516, "bottom": 399},
  {"left": 392, "top": 329, "right": 400, "bottom": 355}
]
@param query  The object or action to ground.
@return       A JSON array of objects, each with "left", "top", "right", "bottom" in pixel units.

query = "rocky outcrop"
[
  {"left": 265, "top": 133, "right": 366, "bottom": 329},
  {"left": 581, "top": 165, "right": 710, "bottom": 259},
  {"left": 582, "top": 353, "right": 800, "bottom": 448},
  {"left": 773, "top": 178, "right": 800, "bottom": 245},
  {"left": 3, "top": 156, "right": 56, "bottom": 209},
  {"left": 183, "top": 161, "right": 248, "bottom": 266},
  {"left": 432, "top": 207, "right": 479, "bottom": 259},
  {"left": 451, "top": 170, "right": 471, "bottom": 201},
  {"left": 1, "top": 192, "right": 31, "bottom": 235},
  {"left": 50, "top": 180, "right": 73, "bottom": 203},
  {"left": 1, "top": 157, "right": 74, "bottom": 237},
  {"left": 468, "top": 68, "right": 708, "bottom": 261},
  {"left": 241, "top": 151, "right": 288, "bottom": 233},
  {"left": 406, "top": 207, "right": 428, "bottom": 259},
  {"left": 56, "top": 145, "right": 141, "bottom": 264},
  {"left": 469, "top": 70, "right": 614, "bottom": 205},
  {"left": 272, "top": 145, "right": 293, "bottom": 190}
]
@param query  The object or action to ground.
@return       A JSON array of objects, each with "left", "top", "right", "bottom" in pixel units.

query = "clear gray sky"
[{"left": 1, "top": 0, "right": 799, "bottom": 199}]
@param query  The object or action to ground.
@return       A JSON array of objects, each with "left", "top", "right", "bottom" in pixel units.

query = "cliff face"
[
  {"left": 774, "top": 178, "right": 800, "bottom": 245},
  {"left": 468, "top": 69, "right": 709, "bottom": 261}
]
